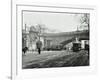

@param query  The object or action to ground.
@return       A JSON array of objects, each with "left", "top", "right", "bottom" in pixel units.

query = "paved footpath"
[{"left": 22, "top": 50, "right": 74, "bottom": 68}]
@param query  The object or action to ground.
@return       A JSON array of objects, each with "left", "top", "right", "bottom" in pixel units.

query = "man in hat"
[{"left": 36, "top": 40, "right": 42, "bottom": 54}]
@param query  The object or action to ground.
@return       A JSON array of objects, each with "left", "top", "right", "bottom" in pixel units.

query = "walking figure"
[
  {"left": 22, "top": 47, "right": 28, "bottom": 55},
  {"left": 36, "top": 40, "right": 42, "bottom": 54}
]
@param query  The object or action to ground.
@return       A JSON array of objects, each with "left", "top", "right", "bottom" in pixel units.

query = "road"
[
  {"left": 22, "top": 50, "right": 89, "bottom": 69},
  {"left": 22, "top": 50, "right": 74, "bottom": 68}
]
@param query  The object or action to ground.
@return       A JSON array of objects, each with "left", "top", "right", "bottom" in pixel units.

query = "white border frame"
[{"left": 12, "top": 1, "right": 97, "bottom": 80}]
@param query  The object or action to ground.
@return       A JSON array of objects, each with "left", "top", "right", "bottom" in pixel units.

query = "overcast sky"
[{"left": 23, "top": 11, "right": 84, "bottom": 32}]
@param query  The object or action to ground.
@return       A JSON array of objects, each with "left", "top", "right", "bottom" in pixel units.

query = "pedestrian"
[
  {"left": 22, "top": 47, "right": 28, "bottom": 55},
  {"left": 36, "top": 40, "right": 42, "bottom": 54}
]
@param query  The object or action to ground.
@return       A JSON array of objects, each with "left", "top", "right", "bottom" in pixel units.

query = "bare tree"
[
  {"left": 74, "top": 14, "right": 90, "bottom": 31},
  {"left": 79, "top": 14, "right": 90, "bottom": 30},
  {"left": 35, "top": 24, "right": 46, "bottom": 40}
]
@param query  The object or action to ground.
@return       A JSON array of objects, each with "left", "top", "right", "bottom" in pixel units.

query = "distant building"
[
  {"left": 22, "top": 29, "right": 29, "bottom": 48},
  {"left": 22, "top": 26, "right": 44, "bottom": 51}
]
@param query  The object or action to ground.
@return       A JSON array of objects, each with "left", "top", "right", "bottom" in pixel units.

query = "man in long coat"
[{"left": 36, "top": 40, "right": 42, "bottom": 54}]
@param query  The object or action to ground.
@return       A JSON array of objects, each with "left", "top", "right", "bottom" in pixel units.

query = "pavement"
[{"left": 22, "top": 50, "right": 74, "bottom": 68}]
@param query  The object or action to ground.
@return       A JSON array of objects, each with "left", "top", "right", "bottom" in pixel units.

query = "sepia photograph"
[{"left": 22, "top": 11, "right": 90, "bottom": 69}]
